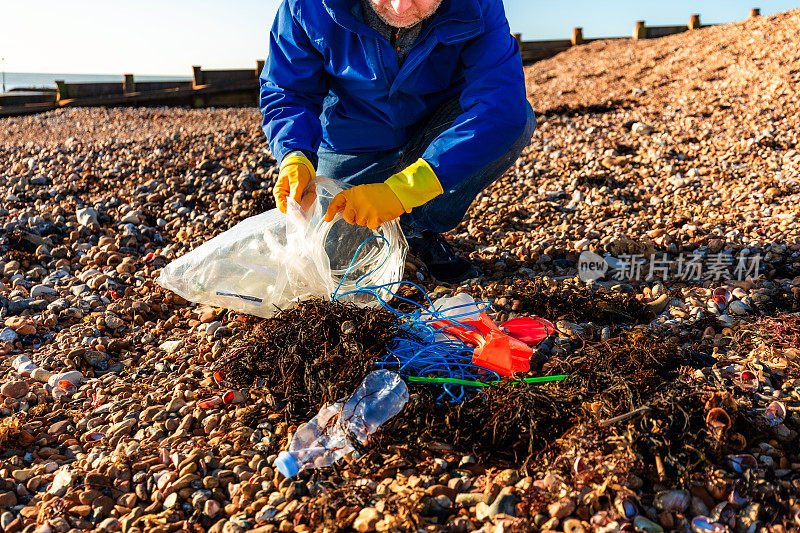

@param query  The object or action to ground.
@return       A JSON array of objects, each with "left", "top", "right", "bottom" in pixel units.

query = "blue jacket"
[{"left": 259, "top": 0, "right": 531, "bottom": 189}]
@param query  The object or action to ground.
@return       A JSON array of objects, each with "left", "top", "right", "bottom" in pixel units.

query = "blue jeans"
[{"left": 317, "top": 98, "right": 536, "bottom": 233}]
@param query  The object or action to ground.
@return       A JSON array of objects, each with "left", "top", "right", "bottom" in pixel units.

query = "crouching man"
[{"left": 260, "top": 0, "right": 535, "bottom": 283}]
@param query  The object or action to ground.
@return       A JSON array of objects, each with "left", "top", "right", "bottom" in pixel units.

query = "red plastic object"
[
  {"left": 499, "top": 317, "right": 555, "bottom": 347},
  {"left": 431, "top": 312, "right": 496, "bottom": 346},
  {"left": 472, "top": 331, "right": 533, "bottom": 377},
  {"left": 431, "top": 312, "right": 533, "bottom": 377},
  {"left": 222, "top": 390, "right": 237, "bottom": 405}
]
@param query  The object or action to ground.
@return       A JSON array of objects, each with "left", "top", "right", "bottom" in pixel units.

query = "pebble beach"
[{"left": 0, "top": 9, "right": 799, "bottom": 533}]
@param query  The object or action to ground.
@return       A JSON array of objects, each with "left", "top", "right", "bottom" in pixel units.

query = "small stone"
[
  {"left": 728, "top": 300, "right": 750, "bottom": 316},
  {"left": 430, "top": 458, "right": 448, "bottom": 475},
  {"left": 426, "top": 484, "right": 456, "bottom": 501},
  {"left": 475, "top": 502, "right": 492, "bottom": 521},
  {"left": 488, "top": 493, "right": 517, "bottom": 517},
  {"left": 563, "top": 518, "right": 586, "bottom": 533},
  {"left": 197, "top": 308, "right": 217, "bottom": 324},
  {"left": 556, "top": 320, "right": 584, "bottom": 338},
  {"left": 0, "top": 491, "right": 17, "bottom": 508},
  {"left": 353, "top": 508, "right": 382, "bottom": 533},
  {"left": 119, "top": 213, "right": 140, "bottom": 224},
  {"left": 631, "top": 122, "right": 654, "bottom": 135},
  {"left": 633, "top": 516, "right": 664, "bottom": 533},
  {"left": 285, "top": 481, "right": 308, "bottom": 501},
  {"left": 204, "top": 499, "right": 221, "bottom": 518},
  {"left": 71, "top": 505, "right": 92, "bottom": 517},
  {"left": 548, "top": 497, "right": 576, "bottom": 519},
  {"left": 30, "top": 285, "right": 56, "bottom": 299},
  {"left": 166, "top": 398, "right": 186, "bottom": 413},
  {"left": 164, "top": 492, "right": 179, "bottom": 508},
  {"left": 240, "top": 482, "right": 258, "bottom": 499},
  {"left": 31, "top": 368, "right": 53, "bottom": 382},
  {"left": 5, "top": 316, "right": 28, "bottom": 331},
  {"left": 104, "top": 315, "right": 124, "bottom": 329},
  {"left": 97, "top": 518, "right": 121, "bottom": 531},
  {"left": 49, "top": 467, "right": 75, "bottom": 496},
  {"left": 172, "top": 474, "right": 200, "bottom": 492},
  {"left": 736, "top": 502, "right": 761, "bottom": 533},
  {"left": 49, "top": 420, "right": 72, "bottom": 435},
  {"left": 11, "top": 468, "right": 35, "bottom": 483},
  {"left": 455, "top": 493, "right": 491, "bottom": 506},
  {"left": 0, "top": 328, "right": 18, "bottom": 342},
  {"left": 542, "top": 516, "right": 560, "bottom": 531},
  {"left": 459, "top": 455, "right": 477, "bottom": 467},
  {"left": 1, "top": 380, "right": 29, "bottom": 399},
  {"left": 645, "top": 294, "right": 670, "bottom": 316},
  {"left": 85, "top": 472, "right": 112, "bottom": 488},
  {"left": 495, "top": 469, "right": 519, "bottom": 486},
  {"left": 48, "top": 370, "right": 83, "bottom": 388},
  {"left": 160, "top": 339, "right": 184, "bottom": 353},
  {"left": 83, "top": 350, "right": 108, "bottom": 368},
  {"left": 76, "top": 207, "right": 99, "bottom": 226},
  {"left": 117, "top": 493, "right": 137, "bottom": 508}
]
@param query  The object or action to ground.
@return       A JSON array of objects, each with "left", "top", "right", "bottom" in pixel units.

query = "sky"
[{"left": 0, "top": 0, "right": 796, "bottom": 75}]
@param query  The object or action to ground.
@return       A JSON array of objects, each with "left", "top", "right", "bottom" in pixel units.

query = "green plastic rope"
[{"left": 407, "top": 374, "right": 568, "bottom": 388}]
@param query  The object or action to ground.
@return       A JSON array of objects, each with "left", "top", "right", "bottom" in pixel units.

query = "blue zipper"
[{"left": 388, "top": 15, "right": 482, "bottom": 95}]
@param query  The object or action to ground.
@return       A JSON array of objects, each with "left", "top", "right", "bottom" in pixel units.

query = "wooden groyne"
[
  {"left": 0, "top": 8, "right": 765, "bottom": 118},
  {"left": 0, "top": 62, "right": 264, "bottom": 118},
  {"left": 516, "top": 10, "right": 761, "bottom": 64}
]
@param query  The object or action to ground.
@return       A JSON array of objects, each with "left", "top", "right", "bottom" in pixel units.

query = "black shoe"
[{"left": 405, "top": 230, "right": 480, "bottom": 284}]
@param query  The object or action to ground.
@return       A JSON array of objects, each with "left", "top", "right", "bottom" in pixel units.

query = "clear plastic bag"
[{"left": 157, "top": 177, "right": 407, "bottom": 317}]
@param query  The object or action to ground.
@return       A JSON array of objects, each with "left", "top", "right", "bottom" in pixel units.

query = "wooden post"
[
  {"left": 192, "top": 65, "right": 203, "bottom": 88},
  {"left": 633, "top": 21, "right": 646, "bottom": 40},
  {"left": 192, "top": 66, "right": 206, "bottom": 106},
  {"left": 55, "top": 80, "right": 67, "bottom": 101},
  {"left": 512, "top": 33, "right": 522, "bottom": 60},
  {"left": 123, "top": 74, "right": 134, "bottom": 95},
  {"left": 688, "top": 14, "right": 701, "bottom": 29},
  {"left": 750, "top": 8, "right": 760, "bottom": 17},
  {"left": 572, "top": 27, "right": 584, "bottom": 46}
]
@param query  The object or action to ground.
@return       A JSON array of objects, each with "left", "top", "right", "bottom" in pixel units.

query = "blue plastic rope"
[{"left": 330, "top": 234, "right": 501, "bottom": 402}]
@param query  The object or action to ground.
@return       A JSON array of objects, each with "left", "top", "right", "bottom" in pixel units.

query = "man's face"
[{"left": 368, "top": 0, "right": 444, "bottom": 28}]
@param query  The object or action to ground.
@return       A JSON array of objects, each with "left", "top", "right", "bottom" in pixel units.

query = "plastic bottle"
[
  {"left": 275, "top": 370, "right": 409, "bottom": 478},
  {"left": 430, "top": 293, "right": 482, "bottom": 321}
]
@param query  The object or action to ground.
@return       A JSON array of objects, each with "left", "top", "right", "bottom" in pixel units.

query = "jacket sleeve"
[
  {"left": 420, "top": 0, "right": 533, "bottom": 189},
  {"left": 259, "top": 0, "right": 327, "bottom": 167}
]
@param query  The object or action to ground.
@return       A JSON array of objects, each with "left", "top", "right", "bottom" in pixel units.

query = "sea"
[{"left": 0, "top": 72, "right": 192, "bottom": 93}]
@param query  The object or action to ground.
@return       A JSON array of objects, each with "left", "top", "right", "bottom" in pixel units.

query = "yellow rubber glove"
[
  {"left": 274, "top": 153, "right": 316, "bottom": 213},
  {"left": 324, "top": 158, "right": 444, "bottom": 229},
  {"left": 324, "top": 183, "right": 404, "bottom": 230}
]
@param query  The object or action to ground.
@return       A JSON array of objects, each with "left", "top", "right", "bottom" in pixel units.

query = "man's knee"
[
  {"left": 494, "top": 100, "right": 535, "bottom": 174},
  {"left": 514, "top": 101, "right": 536, "bottom": 154},
  {"left": 523, "top": 101, "right": 536, "bottom": 141},
  {"left": 494, "top": 101, "right": 535, "bottom": 169}
]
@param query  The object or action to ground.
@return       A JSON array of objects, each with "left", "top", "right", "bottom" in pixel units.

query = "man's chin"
[
  {"left": 381, "top": 13, "right": 422, "bottom": 27},
  {"left": 372, "top": 0, "right": 443, "bottom": 28}
]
